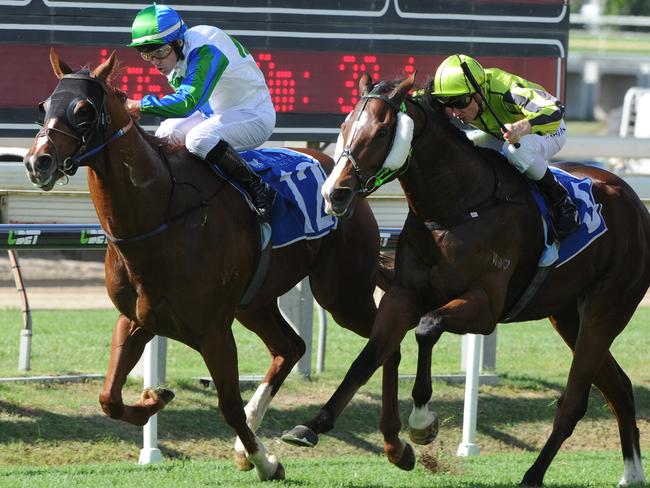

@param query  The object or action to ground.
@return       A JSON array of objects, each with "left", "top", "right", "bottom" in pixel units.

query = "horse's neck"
[
  {"left": 87, "top": 126, "right": 173, "bottom": 239},
  {"left": 401, "top": 131, "right": 494, "bottom": 221}
]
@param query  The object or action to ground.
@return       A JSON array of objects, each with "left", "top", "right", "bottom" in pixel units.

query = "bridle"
[
  {"left": 36, "top": 70, "right": 223, "bottom": 245},
  {"left": 37, "top": 71, "right": 133, "bottom": 177},
  {"left": 337, "top": 82, "right": 422, "bottom": 196}
]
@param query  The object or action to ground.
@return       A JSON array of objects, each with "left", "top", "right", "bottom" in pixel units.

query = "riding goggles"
[
  {"left": 138, "top": 44, "right": 173, "bottom": 61},
  {"left": 436, "top": 94, "right": 473, "bottom": 109}
]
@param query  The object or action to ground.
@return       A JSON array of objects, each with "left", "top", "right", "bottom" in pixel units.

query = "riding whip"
[{"left": 460, "top": 61, "right": 520, "bottom": 149}]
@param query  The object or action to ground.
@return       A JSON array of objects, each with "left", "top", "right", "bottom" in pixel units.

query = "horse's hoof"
[
  {"left": 394, "top": 442, "right": 416, "bottom": 471},
  {"left": 520, "top": 472, "right": 543, "bottom": 487},
  {"left": 281, "top": 425, "right": 319, "bottom": 447},
  {"left": 154, "top": 388, "right": 175, "bottom": 405},
  {"left": 269, "top": 462, "right": 285, "bottom": 481},
  {"left": 409, "top": 413, "right": 440, "bottom": 445},
  {"left": 234, "top": 451, "right": 254, "bottom": 471}
]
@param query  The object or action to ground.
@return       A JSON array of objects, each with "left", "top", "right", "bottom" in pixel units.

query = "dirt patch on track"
[{"left": 0, "top": 252, "right": 112, "bottom": 309}]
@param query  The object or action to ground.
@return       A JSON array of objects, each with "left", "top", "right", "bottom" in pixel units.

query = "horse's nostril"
[
  {"left": 331, "top": 187, "right": 353, "bottom": 204},
  {"left": 33, "top": 154, "right": 54, "bottom": 173}
]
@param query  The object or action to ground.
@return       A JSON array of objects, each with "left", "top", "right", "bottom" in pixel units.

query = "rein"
[{"left": 103, "top": 146, "right": 223, "bottom": 245}]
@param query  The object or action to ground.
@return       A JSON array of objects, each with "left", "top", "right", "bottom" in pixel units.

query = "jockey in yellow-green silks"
[
  {"left": 430, "top": 54, "right": 579, "bottom": 238},
  {"left": 125, "top": 3, "right": 276, "bottom": 223}
]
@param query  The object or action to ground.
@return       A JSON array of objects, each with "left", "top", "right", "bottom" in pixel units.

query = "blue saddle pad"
[
  {"left": 530, "top": 167, "right": 607, "bottom": 267},
  {"left": 235, "top": 148, "right": 338, "bottom": 248}
]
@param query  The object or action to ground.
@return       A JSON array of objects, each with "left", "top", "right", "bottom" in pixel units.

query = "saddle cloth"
[
  {"left": 530, "top": 166, "right": 607, "bottom": 267},
  {"left": 232, "top": 148, "right": 338, "bottom": 248}
]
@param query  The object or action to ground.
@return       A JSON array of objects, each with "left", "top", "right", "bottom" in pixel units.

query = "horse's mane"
[
  {"left": 371, "top": 77, "right": 502, "bottom": 163},
  {"left": 405, "top": 77, "right": 477, "bottom": 150},
  {"left": 101, "top": 72, "right": 188, "bottom": 155},
  {"left": 404, "top": 77, "right": 510, "bottom": 167}
]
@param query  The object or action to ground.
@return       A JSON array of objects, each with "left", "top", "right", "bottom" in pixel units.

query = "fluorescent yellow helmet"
[{"left": 432, "top": 54, "right": 485, "bottom": 99}]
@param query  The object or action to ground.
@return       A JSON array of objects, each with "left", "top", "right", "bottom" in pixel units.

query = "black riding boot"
[
  {"left": 206, "top": 140, "right": 276, "bottom": 223},
  {"left": 536, "top": 168, "right": 579, "bottom": 239}
]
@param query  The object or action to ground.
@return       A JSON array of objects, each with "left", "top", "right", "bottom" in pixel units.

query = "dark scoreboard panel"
[{"left": 0, "top": 0, "right": 569, "bottom": 141}]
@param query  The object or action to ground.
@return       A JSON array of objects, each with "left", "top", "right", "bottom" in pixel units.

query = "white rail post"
[
  {"left": 278, "top": 278, "right": 313, "bottom": 378},
  {"left": 8, "top": 250, "right": 32, "bottom": 371},
  {"left": 316, "top": 304, "right": 327, "bottom": 374},
  {"left": 457, "top": 333, "right": 482, "bottom": 457},
  {"left": 139, "top": 336, "right": 163, "bottom": 464}
]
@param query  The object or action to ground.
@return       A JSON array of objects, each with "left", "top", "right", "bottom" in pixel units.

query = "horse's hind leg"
[
  {"left": 200, "top": 322, "right": 284, "bottom": 481},
  {"left": 594, "top": 354, "right": 645, "bottom": 486},
  {"left": 233, "top": 305, "right": 306, "bottom": 471},
  {"left": 522, "top": 297, "right": 643, "bottom": 487},
  {"left": 540, "top": 307, "right": 645, "bottom": 487},
  {"left": 99, "top": 315, "right": 174, "bottom": 426}
]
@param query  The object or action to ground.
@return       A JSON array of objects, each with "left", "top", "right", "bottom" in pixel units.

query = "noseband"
[{"left": 37, "top": 72, "right": 133, "bottom": 176}]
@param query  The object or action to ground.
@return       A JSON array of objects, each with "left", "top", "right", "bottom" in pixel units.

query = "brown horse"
[
  {"left": 23, "top": 49, "right": 395, "bottom": 481},
  {"left": 283, "top": 72, "right": 650, "bottom": 486}
]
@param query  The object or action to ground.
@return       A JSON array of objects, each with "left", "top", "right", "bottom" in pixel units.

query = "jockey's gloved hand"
[
  {"left": 502, "top": 119, "right": 532, "bottom": 145},
  {"left": 125, "top": 99, "right": 142, "bottom": 122}
]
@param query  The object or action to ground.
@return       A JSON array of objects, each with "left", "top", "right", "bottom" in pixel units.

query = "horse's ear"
[
  {"left": 391, "top": 71, "right": 417, "bottom": 103},
  {"left": 92, "top": 50, "right": 118, "bottom": 83},
  {"left": 359, "top": 72, "right": 373, "bottom": 97},
  {"left": 49, "top": 48, "right": 73, "bottom": 79}
]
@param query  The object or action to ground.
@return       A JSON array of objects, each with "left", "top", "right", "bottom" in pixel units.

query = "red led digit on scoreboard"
[
  {"left": 339, "top": 54, "right": 380, "bottom": 113},
  {"left": 256, "top": 52, "right": 297, "bottom": 113},
  {"left": 100, "top": 49, "right": 167, "bottom": 101},
  {"left": 95, "top": 49, "right": 419, "bottom": 114}
]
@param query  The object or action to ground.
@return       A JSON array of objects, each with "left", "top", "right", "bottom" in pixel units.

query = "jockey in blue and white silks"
[{"left": 126, "top": 4, "right": 277, "bottom": 223}]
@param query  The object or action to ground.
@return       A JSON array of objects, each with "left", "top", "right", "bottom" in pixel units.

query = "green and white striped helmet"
[{"left": 128, "top": 4, "right": 187, "bottom": 48}]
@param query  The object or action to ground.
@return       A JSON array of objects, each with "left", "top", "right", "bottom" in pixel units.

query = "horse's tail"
[{"left": 376, "top": 252, "right": 395, "bottom": 291}]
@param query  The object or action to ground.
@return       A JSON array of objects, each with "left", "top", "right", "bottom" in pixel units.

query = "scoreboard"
[{"left": 0, "top": 0, "right": 569, "bottom": 141}]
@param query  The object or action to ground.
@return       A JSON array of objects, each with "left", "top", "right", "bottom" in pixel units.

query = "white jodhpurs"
[
  {"left": 467, "top": 120, "right": 566, "bottom": 181},
  {"left": 155, "top": 104, "right": 276, "bottom": 158}
]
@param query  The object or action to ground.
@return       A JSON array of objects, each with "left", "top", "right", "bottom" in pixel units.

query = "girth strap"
[{"left": 239, "top": 223, "right": 273, "bottom": 307}]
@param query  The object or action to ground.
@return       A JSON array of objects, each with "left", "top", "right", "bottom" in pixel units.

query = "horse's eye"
[
  {"left": 72, "top": 101, "right": 97, "bottom": 127},
  {"left": 37, "top": 99, "right": 50, "bottom": 124},
  {"left": 377, "top": 127, "right": 389, "bottom": 138}
]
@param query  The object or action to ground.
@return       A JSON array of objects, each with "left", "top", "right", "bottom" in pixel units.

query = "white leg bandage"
[
  {"left": 619, "top": 448, "right": 645, "bottom": 487},
  {"left": 235, "top": 383, "right": 273, "bottom": 457},
  {"left": 246, "top": 438, "right": 279, "bottom": 481}
]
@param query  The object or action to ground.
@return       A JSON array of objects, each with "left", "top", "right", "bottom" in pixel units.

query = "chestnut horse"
[
  {"left": 23, "top": 50, "right": 396, "bottom": 481},
  {"left": 283, "top": 72, "right": 650, "bottom": 486}
]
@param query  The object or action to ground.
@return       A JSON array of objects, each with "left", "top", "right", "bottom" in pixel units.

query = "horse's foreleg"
[
  {"left": 380, "top": 347, "right": 416, "bottom": 470},
  {"left": 234, "top": 307, "right": 306, "bottom": 471},
  {"left": 201, "top": 325, "right": 284, "bottom": 481},
  {"left": 282, "top": 286, "right": 418, "bottom": 462},
  {"left": 408, "top": 313, "right": 443, "bottom": 446},
  {"left": 409, "top": 287, "right": 493, "bottom": 445},
  {"left": 99, "top": 315, "right": 172, "bottom": 426}
]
